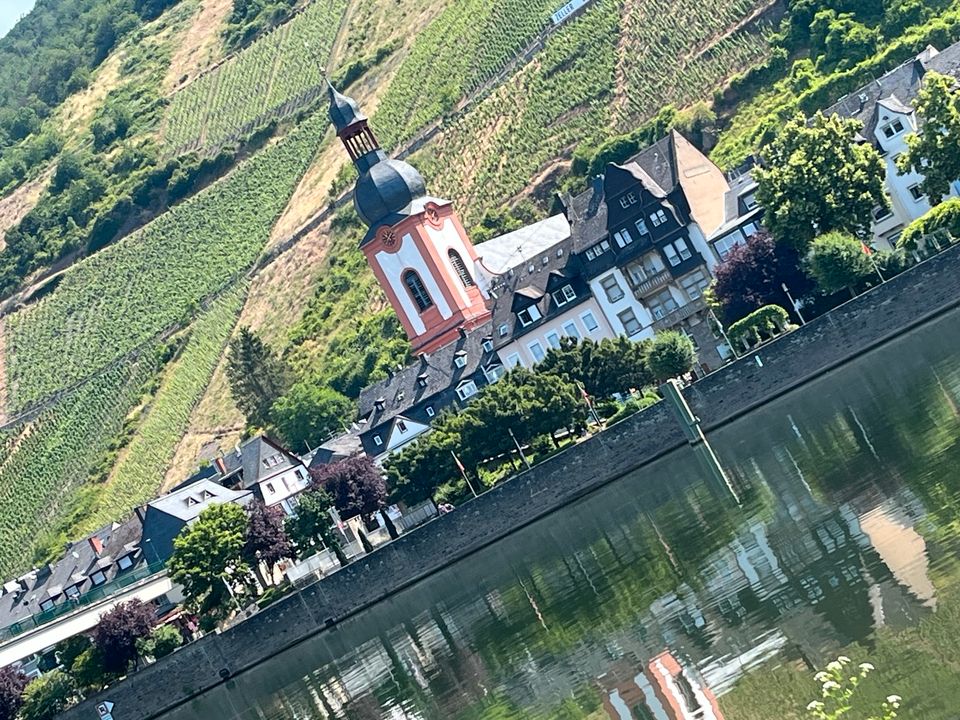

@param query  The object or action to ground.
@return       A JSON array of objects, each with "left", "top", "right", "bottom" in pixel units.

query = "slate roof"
[
  {"left": 0, "top": 516, "right": 146, "bottom": 628},
  {"left": 824, "top": 43, "right": 960, "bottom": 143},
  {"left": 216, "top": 435, "right": 301, "bottom": 490},
  {"left": 711, "top": 169, "right": 763, "bottom": 240},
  {"left": 474, "top": 214, "right": 572, "bottom": 274},
  {"left": 358, "top": 321, "right": 496, "bottom": 429},
  {"left": 145, "top": 479, "right": 252, "bottom": 523},
  {"left": 306, "top": 432, "right": 364, "bottom": 468}
]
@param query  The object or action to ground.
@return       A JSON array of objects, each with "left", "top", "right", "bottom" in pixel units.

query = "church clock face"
[{"left": 379, "top": 227, "right": 398, "bottom": 248}]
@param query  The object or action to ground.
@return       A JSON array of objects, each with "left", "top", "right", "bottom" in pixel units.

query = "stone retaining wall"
[{"left": 61, "top": 244, "right": 960, "bottom": 720}]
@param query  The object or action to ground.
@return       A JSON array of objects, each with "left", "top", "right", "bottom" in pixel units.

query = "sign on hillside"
[{"left": 551, "top": 0, "right": 592, "bottom": 25}]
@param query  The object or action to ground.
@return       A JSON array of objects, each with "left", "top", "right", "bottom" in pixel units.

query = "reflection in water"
[{"left": 163, "top": 309, "right": 960, "bottom": 720}]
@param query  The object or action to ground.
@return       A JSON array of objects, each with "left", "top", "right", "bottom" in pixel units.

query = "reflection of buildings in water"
[{"left": 598, "top": 651, "right": 724, "bottom": 720}]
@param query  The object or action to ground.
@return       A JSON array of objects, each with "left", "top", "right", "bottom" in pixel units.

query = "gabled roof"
[
  {"left": 146, "top": 479, "right": 252, "bottom": 523},
  {"left": 357, "top": 321, "right": 496, "bottom": 429},
  {"left": 824, "top": 43, "right": 960, "bottom": 143},
  {"left": 217, "top": 435, "right": 301, "bottom": 489}
]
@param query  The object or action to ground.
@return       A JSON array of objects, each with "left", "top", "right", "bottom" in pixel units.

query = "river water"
[{"left": 163, "top": 308, "right": 960, "bottom": 720}]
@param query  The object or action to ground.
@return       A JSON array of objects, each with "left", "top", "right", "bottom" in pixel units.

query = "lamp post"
[{"left": 782, "top": 283, "right": 806, "bottom": 325}]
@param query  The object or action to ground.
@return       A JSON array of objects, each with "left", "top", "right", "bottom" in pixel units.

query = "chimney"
[
  {"left": 214, "top": 456, "right": 227, "bottom": 475},
  {"left": 587, "top": 175, "right": 604, "bottom": 217},
  {"left": 457, "top": 327, "right": 467, "bottom": 339},
  {"left": 88, "top": 536, "right": 104, "bottom": 557}
]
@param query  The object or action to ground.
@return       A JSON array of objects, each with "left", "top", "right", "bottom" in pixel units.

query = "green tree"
[
  {"left": 898, "top": 71, "right": 960, "bottom": 204},
  {"left": 136, "top": 624, "right": 182, "bottom": 660},
  {"left": 283, "top": 486, "right": 346, "bottom": 564},
  {"left": 385, "top": 413, "right": 465, "bottom": 507},
  {"left": 270, "top": 382, "right": 352, "bottom": 452},
  {"left": 168, "top": 503, "right": 250, "bottom": 619},
  {"left": 646, "top": 331, "right": 697, "bottom": 382},
  {"left": 755, "top": 111, "right": 887, "bottom": 249},
  {"left": 18, "top": 670, "right": 75, "bottom": 720},
  {"left": 226, "top": 327, "right": 291, "bottom": 429},
  {"left": 807, "top": 231, "right": 874, "bottom": 296}
]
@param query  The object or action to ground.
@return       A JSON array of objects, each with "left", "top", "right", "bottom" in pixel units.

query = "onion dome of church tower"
[{"left": 327, "top": 82, "right": 427, "bottom": 228}]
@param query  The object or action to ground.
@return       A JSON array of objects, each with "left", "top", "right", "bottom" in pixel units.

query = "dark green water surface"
[{"left": 163, "top": 308, "right": 960, "bottom": 720}]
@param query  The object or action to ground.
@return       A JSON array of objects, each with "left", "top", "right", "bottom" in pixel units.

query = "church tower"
[{"left": 328, "top": 83, "right": 491, "bottom": 355}]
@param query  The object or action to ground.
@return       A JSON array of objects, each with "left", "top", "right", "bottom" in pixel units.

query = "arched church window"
[
  {"left": 404, "top": 270, "right": 433, "bottom": 312},
  {"left": 448, "top": 249, "right": 475, "bottom": 288}
]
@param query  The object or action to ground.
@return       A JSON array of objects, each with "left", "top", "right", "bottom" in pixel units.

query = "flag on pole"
[
  {"left": 860, "top": 241, "right": 874, "bottom": 256},
  {"left": 452, "top": 451, "right": 466, "bottom": 475}
]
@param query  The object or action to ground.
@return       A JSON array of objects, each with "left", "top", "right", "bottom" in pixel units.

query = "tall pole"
[
  {"left": 781, "top": 283, "right": 806, "bottom": 325},
  {"left": 451, "top": 451, "right": 478, "bottom": 498},
  {"left": 508, "top": 428, "right": 532, "bottom": 470},
  {"left": 708, "top": 308, "right": 739, "bottom": 360}
]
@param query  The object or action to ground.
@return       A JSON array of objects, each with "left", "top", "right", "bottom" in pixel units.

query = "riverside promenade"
[{"left": 63, "top": 243, "right": 960, "bottom": 720}]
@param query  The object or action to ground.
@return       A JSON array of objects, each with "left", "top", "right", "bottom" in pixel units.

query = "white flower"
[
  {"left": 886, "top": 695, "right": 902, "bottom": 708},
  {"left": 837, "top": 655, "right": 851, "bottom": 664},
  {"left": 826, "top": 661, "right": 843, "bottom": 672},
  {"left": 859, "top": 662, "right": 874, "bottom": 672},
  {"left": 807, "top": 700, "right": 825, "bottom": 711},
  {"left": 814, "top": 671, "right": 830, "bottom": 683},
  {"left": 822, "top": 680, "right": 841, "bottom": 696}
]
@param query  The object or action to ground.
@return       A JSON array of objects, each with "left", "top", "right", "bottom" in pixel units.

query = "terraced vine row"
[
  {"left": 0, "top": 351, "right": 161, "bottom": 577},
  {"left": 369, "top": 0, "right": 560, "bottom": 150},
  {"left": 81, "top": 282, "right": 249, "bottom": 532},
  {"left": 5, "top": 111, "right": 327, "bottom": 414},
  {"left": 163, "top": 0, "right": 348, "bottom": 154}
]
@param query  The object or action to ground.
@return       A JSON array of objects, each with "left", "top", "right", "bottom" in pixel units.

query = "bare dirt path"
[{"left": 163, "top": 0, "right": 233, "bottom": 93}]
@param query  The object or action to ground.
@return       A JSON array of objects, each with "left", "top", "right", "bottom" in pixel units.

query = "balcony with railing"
[
  {"left": 651, "top": 295, "right": 707, "bottom": 331},
  {"left": 630, "top": 269, "right": 672, "bottom": 298}
]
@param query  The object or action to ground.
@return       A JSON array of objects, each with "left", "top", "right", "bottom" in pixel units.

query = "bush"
[
  {"left": 18, "top": 671, "right": 75, "bottom": 720},
  {"left": 807, "top": 231, "right": 874, "bottom": 295},
  {"left": 899, "top": 197, "right": 960, "bottom": 250},
  {"left": 136, "top": 624, "right": 182, "bottom": 660},
  {"left": 727, "top": 304, "right": 791, "bottom": 349}
]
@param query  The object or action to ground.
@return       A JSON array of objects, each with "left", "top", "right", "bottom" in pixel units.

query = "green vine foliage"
[{"left": 727, "top": 304, "right": 791, "bottom": 347}]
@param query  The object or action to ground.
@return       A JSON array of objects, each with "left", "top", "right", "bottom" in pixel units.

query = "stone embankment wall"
[{"left": 62, "top": 244, "right": 960, "bottom": 720}]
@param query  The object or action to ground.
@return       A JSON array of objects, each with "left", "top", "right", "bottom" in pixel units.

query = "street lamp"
[{"left": 781, "top": 283, "right": 806, "bottom": 325}]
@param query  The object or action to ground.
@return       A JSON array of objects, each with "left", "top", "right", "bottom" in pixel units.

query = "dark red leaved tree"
[
  {"left": 310, "top": 456, "right": 388, "bottom": 524},
  {"left": 244, "top": 501, "right": 294, "bottom": 585},
  {"left": 0, "top": 666, "right": 28, "bottom": 720},
  {"left": 94, "top": 599, "right": 156, "bottom": 674}
]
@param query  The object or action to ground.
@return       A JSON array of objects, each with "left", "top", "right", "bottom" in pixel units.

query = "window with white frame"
[
  {"left": 618, "top": 309, "right": 642, "bottom": 336},
  {"left": 662, "top": 237, "right": 693, "bottom": 266},
  {"left": 457, "top": 380, "right": 479, "bottom": 400},
  {"left": 600, "top": 274, "right": 624, "bottom": 302},
  {"left": 482, "top": 339, "right": 493, "bottom": 353},
  {"left": 552, "top": 284, "right": 576, "bottom": 307},
  {"left": 396, "top": 419, "right": 408, "bottom": 433},
  {"left": 882, "top": 119, "right": 905, "bottom": 138},
  {"left": 742, "top": 192, "right": 759, "bottom": 211},
  {"left": 872, "top": 204, "right": 893, "bottom": 222},
  {"left": 585, "top": 240, "right": 611, "bottom": 261},
  {"left": 679, "top": 270, "right": 710, "bottom": 300},
  {"left": 373, "top": 435, "right": 383, "bottom": 447},
  {"left": 619, "top": 192, "right": 638, "bottom": 209},
  {"left": 627, "top": 254, "right": 659, "bottom": 284},
  {"left": 908, "top": 184, "right": 924, "bottom": 201},
  {"left": 650, "top": 209, "right": 668, "bottom": 227},
  {"left": 562, "top": 321, "right": 581, "bottom": 340},
  {"left": 454, "top": 354, "right": 467, "bottom": 368},
  {"left": 613, "top": 229, "right": 633, "bottom": 248},
  {"left": 506, "top": 352, "right": 522, "bottom": 368},
  {"left": 713, "top": 232, "right": 745, "bottom": 259},
  {"left": 498, "top": 323, "right": 509, "bottom": 337},
  {"left": 648, "top": 289, "right": 678, "bottom": 319},
  {"left": 426, "top": 405, "right": 435, "bottom": 417},
  {"left": 634, "top": 218, "right": 649, "bottom": 237},
  {"left": 545, "top": 331, "right": 561, "bottom": 350},
  {"left": 528, "top": 341, "right": 546, "bottom": 363},
  {"left": 517, "top": 304, "right": 542, "bottom": 327},
  {"left": 581, "top": 311, "right": 599, "bottom": 333}
]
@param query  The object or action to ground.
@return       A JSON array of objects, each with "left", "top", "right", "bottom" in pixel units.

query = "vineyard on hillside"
[
  {"left": 4, "top": 111, "right": 327, "bottom": 414},
  {"left": 614, "top": 0, "right": 774, "bottom": 129},
  {"left": 0, "top": 353, "right": 161, "bottom": 576},
  {"left": 417, "top": 0, "right": 775, "bottom": 225},
  {"left": 162, "top": 0, "right": 348, "bottom": 155},
  {"left": 82, "top": 282, "right": 249, "bottom": 532},
  {"left": 369, "top": 0, "right": 560, "bottom": 150}
]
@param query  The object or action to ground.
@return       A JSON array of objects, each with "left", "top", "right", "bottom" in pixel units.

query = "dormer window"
[
  {"left": 456, "top": 380, "right": 479, "bottom": 401},
  {"left": 650, "top": 209, "right": 668, "bottom": 227},
  {"left": 374, "top": 398, "right": 386, "bottom": 412},
  {"left": 517, "top": 305, "right": 542, "bottom": 327},
  {"left": 552, "top": 285, "right": 576, "bottom": 308},
  {"left": 882, "top": 119, "right": 905, "bottom": 139},
  {"left": 454, "top": 351, "right": 467, "bottom": 369},
  {"left": 498, "top": 323, "right": 509, "bottom": 338},
  {"left": 742, "top": 192, "right": 758, "bottom": 211},
  {"left": 481, "top": 339, "right": 493, "bottom": 353},
  {"left": 39, "top": 598, "right": 55, "bottom": 612},
  {"left": 65, "top": 584, "right": 81, "bottom": 600},
  {"left": 417, "top": 374, "right": 428, "bottom": 388},
  {"left": 117, "top": 554, "right": 134, "bottom": 571},
  {"left": 373, "top": 435, "right": 383, "bottom": 447},
  {"left": 90, "top": 571, "right": 106, "bottom": 586}
]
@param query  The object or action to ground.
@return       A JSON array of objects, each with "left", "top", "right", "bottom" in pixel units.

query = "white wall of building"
[
  {"left": 259, "top": 466, "right": 310, "bottom": 513},
  {"left": 497, "top": 298, "right": 614, "bottom": 368},
  {"left": 589, "top": 268, "right": 655, "bottom": 341},
  {"left": 376, "top": 233, "right": 454, "bottom": 334},
  {"left": 386, "top": 416, "right": 431, "bottom": 454}
]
